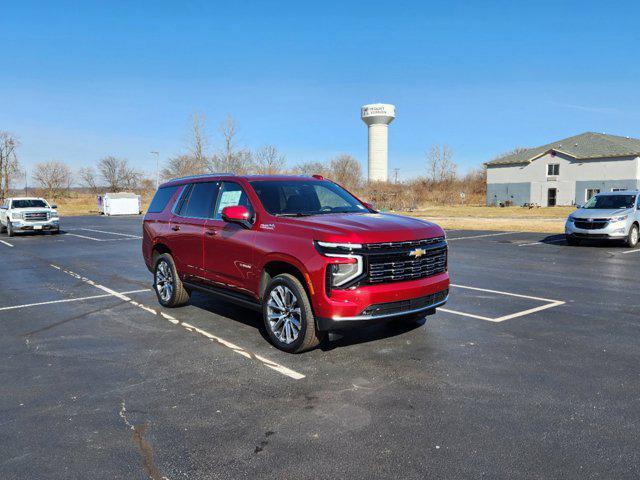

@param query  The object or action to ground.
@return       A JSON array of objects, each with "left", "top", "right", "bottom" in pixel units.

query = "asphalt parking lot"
[{"left": 1, "top": 216, "right": 639, "bottom": 479}]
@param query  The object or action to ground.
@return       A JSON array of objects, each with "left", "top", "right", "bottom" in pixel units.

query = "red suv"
[{"left": 143, "top": 174, "right": 449, "bottom": 353}]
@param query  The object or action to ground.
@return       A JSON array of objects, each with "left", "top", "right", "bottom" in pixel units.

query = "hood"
[
  {"left": 571, "top": 207, "right": 631, "bottom": 219},
  {"left": 281, "top": 212, "right": 445, "bottom": 243},
  {"left": 13, "top": 207, "right": 53, "bottom": 213}
]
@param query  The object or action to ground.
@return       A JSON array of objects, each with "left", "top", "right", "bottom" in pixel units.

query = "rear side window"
[
  {"left": 180, "top": 182, "right": 219, "bottom": 218},
  {"left": 148, "top": 186, "right": 179, "bottom": 213}
]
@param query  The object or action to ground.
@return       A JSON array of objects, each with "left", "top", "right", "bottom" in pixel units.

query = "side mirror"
[
  {"left": 221, "top": 205, "right": 252, "bottom": 228},
  {"left": 51, "top": 204, "right": 58, "bottom": 209}
]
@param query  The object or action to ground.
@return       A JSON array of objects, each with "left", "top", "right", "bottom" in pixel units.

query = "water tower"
[{"left": 361, "top": 103, "right": 396, "bottom": 182}]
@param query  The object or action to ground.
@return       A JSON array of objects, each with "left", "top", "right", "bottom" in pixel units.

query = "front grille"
[
  {"left": 24, "top": 212, "right": 49, "bottom": 222},
  {"left": 360, "top": 289, "right": 449, "bottom": 317},
  {"left": 574, "top": 218, "right": 608, "bottom": 230},
  {"left": 365, "top": 237, "right": 447, "bottom": 284}
]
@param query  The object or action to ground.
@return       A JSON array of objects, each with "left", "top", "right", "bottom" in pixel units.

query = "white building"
[{"left": 485, "top": 132, "right": 640, "bottom": 206}]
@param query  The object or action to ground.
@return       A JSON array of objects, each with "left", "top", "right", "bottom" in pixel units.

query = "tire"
[
  {"left": 626, "top": 224, "right": 639, "bottom": 248},
  {"left": 263, "top": 273, "right": 324, "bottom": 353},
  {"left": 153, "top": 253, "right": 190, "bottom": 307},
  {"left": 565, "top": 235, "right": 580, "bottom": 246},
  {"left": 51, "top": 228, "right": 60, "bottom": 235},
  {"left": 0, "top": 222, "right": 6, "bottom": 234},
  {"left": 7, "top": 221, "right": 14, "bottom": 237}
]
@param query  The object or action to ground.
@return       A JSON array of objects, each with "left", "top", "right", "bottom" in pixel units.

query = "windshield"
[
  {"left": 12, "top": 199, "right": 48, "bottom": 209},
  {"left": 250, "top": 180, "right": 367, "bottom": 216},
  {"left": 582, "top": 194, "right": 636, "bottom": 210}
]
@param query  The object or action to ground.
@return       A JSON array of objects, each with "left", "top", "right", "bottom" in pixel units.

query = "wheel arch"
[{"left": 260, "top": 258, "right": 313, "bottom": 303}]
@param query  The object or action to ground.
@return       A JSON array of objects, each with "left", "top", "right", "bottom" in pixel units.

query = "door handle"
[
  {"left": 205, "top": 229, "right": 218, "bottom": 236},
  {"left": 171, "top": 225, "right": 180, "bottom": 231}
]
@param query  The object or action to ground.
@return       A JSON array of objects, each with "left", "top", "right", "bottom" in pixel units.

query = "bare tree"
[
  {"left": 78, "top": 166, "right": 100, "bottom": 194},
  {"left": 291, "top": 161, "right": 330, "bottom": 177},
  {"left": 189, "top": 113, "right": 209, "bottom": 167},
  {"left": 32, "top": 161, "right": 73, "bottom": 198},
  {"left": 0, "top": 132, "right": 21, "bottom": 200},
  {"left": 161, "top": 154, "right": 208, "bottom": 180},
  {"left": 330, "top": 155, "right": 362, "bottom": 190},
  {"left": 97, "top": 156, "right": 140, "bottom": 192},
  {"left": 426, "top": 144, "right": 457, "bottom": 183},
  {"left": 255, "top": 145, "right": 286, "bottom": 174},
  {"left": 210, "top": 114, "right": 254, "bottom": 173}
]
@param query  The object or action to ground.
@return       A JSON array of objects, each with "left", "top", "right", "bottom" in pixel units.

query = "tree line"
[{"left": 1, "top": 115, "right": 489, "bottom": 208}]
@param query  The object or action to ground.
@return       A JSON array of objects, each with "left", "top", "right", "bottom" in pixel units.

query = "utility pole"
[
  {"left": 393, "top": 168, "right": 400, "bottom": 183},
  {"left": 150, "top": 151, "right": 160, "bottom": 189}
]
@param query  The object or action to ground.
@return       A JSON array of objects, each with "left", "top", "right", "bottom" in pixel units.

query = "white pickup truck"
[{"left": 0, "top": 197, "right": 60, "bottom": 237}]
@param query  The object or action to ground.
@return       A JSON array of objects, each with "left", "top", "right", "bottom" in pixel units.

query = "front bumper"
[
  {"left": 316, "top": 288, "right": 449, "bottom": 330},
  {"left": 11, "top": 219, "right": 59, "bottom": 231},
  {"left": 565, "top": 220, "right": 628, "bottom": 239}
]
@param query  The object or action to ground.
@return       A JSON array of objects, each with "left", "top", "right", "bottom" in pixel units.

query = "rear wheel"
[
  {"left": 626, "top": 224, "right": 639, "bottom": 248},
  {"left": 566, "top": 235, "right": 580, "bottom": 246},
  {"left": 263, "top": 273, "right": 324, "bottom": 353},
  {"left": 153, "top": 253, "right": 190, "bottom": 307}
]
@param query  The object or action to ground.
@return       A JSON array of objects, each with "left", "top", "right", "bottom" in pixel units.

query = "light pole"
[{"left": 150, "top": 151, "right": 160, "bottom": 189}]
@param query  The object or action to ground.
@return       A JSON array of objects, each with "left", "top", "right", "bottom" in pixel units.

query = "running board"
[{"left": 183, "top": 281, "right": 262, "bottom": 312}]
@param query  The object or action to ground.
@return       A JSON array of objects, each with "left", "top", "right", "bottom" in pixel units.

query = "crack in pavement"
[{"left": 119, "top": 400, "right": 169, "bottom": 480}]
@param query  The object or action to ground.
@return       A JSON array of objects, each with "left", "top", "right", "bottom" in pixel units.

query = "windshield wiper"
[{"left": 276, "top": 212, "right": 313, "bottom": 217}]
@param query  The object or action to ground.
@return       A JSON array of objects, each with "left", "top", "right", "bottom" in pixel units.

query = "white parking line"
[
  {"left": 0, "top": 240, "right": 13, "bottom": 247},
  {"left": 438, "top": 284, "right": 565, "bottom": 322},
  {"left": 79, "top": 228, "right": 142, "bottom": 239},
  {"left": 447, "top": 232, "right": 517, "bottom": 241},
  {"left": 49, "top": 264, "right": 305, "bottom": 380},
  {"left": 621, "top": 248, "right": 640, "bottom": 255},
  {"left": 65, "top": 233, "right": 139, "bottom": 242},
  {"left": 0, "top": 289, "right": 150, "bottom": 312}
]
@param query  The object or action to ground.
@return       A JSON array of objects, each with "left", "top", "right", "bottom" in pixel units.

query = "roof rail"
[{"left": 168, "top": 173, "right": 235, "bottom": 182}]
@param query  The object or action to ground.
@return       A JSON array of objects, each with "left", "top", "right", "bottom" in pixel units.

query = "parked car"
[
  {"left": 565, "top": 190, "right": 640, "bottom": 247},
  {"left": 142, "top": 174, "right": 450, "bottom": 353},
  {"left": 0, "top": 197, "right": 60, "bottom": 236}
]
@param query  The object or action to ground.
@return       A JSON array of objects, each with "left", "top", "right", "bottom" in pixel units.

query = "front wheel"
[
  {"left": 0, "top": 222, "right": 6, "bottom": 234},
  {"left": 7, "top": 221, "right": 14, "bottom": 237},
  {"left": 263, "top": 274, "right": 324, "bottom": 353},
  {"left": 626, "top": 224, "right": 639, "bottom": 248},
  {"left": 153, "top": 253, "right": 190, "bottom": 307}
]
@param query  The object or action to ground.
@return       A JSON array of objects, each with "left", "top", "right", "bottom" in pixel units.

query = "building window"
[
  {"left": 547, "top": 164, "right": 560, "bottom": 176},
  {"left": 611, "top": 187, "right": 626, "bottom": 192},
  {"left": 586, "top": 188, "right": 600, "bottom": 201}
]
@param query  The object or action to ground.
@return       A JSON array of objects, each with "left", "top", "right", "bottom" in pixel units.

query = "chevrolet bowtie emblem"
[{"left": 409, "top": 248, "right": 427, "bottom": 258}]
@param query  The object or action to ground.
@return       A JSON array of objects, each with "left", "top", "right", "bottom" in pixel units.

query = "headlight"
[
  {"left": 611, "top": 215, "right": 628, "bottom": 222},
  {"left": 50, "top": 211, "right": 59, "bottom": 218},
  {"left": 11, "top": 212, "right": 23, "bottom": 220},
  {"left": 327, "top": 259, "right": 363, "bottom": 287},
  {"left": 315, "top": 241, "right": 364, "bottom": 288}
]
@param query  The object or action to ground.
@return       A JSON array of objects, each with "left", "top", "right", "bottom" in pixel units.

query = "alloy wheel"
[
  {"left": 267, "top": 285, "right": 302, "bottom": 344},
  {"left": 632, "top": 227, "right": 639, "bottom": 246},
  {"left": 155, "top": 260, "right": 174, "bottom": 302}
]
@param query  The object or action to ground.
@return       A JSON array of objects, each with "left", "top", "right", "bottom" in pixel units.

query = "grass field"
[
  {"left": 399, "top": 205, "right": 573, "bottom": 233},
  {"left": 53, "top": 194, "right": 572, "bottom": 233}
]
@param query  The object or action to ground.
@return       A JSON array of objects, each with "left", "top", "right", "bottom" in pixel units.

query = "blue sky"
[{"left": 2, "top": 0, "right": 639, "bottom": 180}]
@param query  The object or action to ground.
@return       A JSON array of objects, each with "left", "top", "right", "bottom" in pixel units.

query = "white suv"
[
  {"left": 565, "top": 191, "right": 639, "bottom": 247},
  {"left": 0, "top": 197, "right": 60, "bottom": 237}
]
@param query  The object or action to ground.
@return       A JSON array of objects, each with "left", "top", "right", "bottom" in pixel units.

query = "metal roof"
[{"left": 485, "top": 132, "right": 640, "bottom": 166}]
